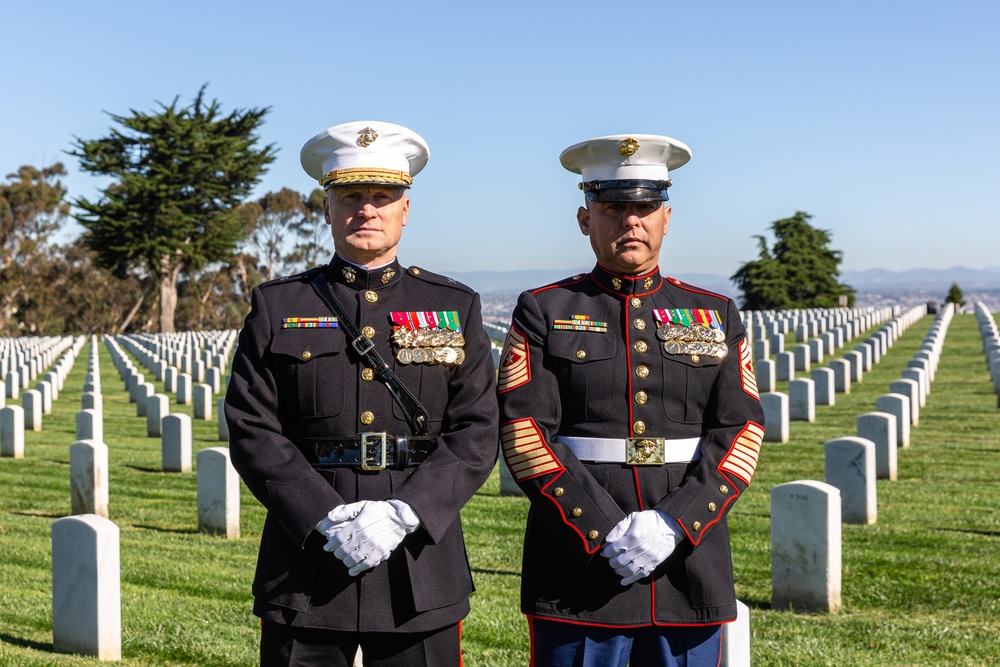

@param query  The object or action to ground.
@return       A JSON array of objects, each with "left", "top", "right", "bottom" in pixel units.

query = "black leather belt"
[{"left": 303, "top": 432, "right": 436, "bottom": 470}]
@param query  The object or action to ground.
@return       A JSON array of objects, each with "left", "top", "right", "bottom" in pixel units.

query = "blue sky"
[{"left": 4, "top": 1, "right": 998, "bottom": 278}]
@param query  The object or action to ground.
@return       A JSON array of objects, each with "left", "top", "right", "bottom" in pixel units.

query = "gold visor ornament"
[
  {"left": 357, "top": 127, "right": 378, "bottom": 147},
  {"left": 619, "top": 137, "right": 640, "bottom": 156}
]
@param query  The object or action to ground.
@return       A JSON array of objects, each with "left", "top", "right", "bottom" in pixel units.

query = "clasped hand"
[
  {"left": 600, "top": 510, "right": 681, "bottom": 586},
  {"left": 317, "top": 499, "right": 420, "bottom": 576}
]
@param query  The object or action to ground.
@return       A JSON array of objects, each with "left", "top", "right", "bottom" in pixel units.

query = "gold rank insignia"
[
  {"left": 357, "top": 127, "right": 378, "bottom": 147},
  {"left": 619, "top": 137, "right": 640, "bottom": 156}
]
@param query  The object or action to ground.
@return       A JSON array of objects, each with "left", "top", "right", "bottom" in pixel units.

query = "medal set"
[
  {"left": 653, "top": 309, "right": 728, "bottom": 359},
  {"left": 390, "top": 311, "right": 465, "bottom": 365}
]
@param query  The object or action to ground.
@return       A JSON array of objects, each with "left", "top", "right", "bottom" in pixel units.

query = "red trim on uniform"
[
  {"left": 624, "top": 298, "right": 635, "bottom": 435},
  {"left": 528, "top": 616, "right": 537, "bottom": 667},
  {"left": 529, "top": 274, "right": 588, "bottom": 295},
  {"left": 526, "top": 613, "right": 731, "bottom": 629},
  {"left": 664, "top": 276, "right": 728, "bottom": 301},
  {"left": 540, "top": 472, "right": 603, "bottom": 554},
  {"left": 715, "top": 629, "right": 723, "bottom": 667},
  {"left": 458, "top": 620, "right": 464, "bottom": 667},
  {"left": 678, "top": 471, "right": 741, "bottom": 547}
]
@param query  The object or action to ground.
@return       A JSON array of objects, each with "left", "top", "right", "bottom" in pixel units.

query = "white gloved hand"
[
  {"left": 323, "top": 499, "right": 421, "bottom": 576},
  {"left": 600, "top": 510, "right": 681, "bottom": 586}
]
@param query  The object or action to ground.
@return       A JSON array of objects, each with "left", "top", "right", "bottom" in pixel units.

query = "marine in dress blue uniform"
[
  {"left": 226, "top": 121, "right": 498, "bottom": 667},
  {"left": 496, "top": 134, "right": 765, "bottom": 667}
]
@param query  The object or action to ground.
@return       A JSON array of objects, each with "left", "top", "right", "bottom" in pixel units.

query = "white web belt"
[{"left": 558, "top": 436, "right": 702, "bottom": 465}]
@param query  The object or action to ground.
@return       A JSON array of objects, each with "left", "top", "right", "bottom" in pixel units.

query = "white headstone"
[
  {"left": 793, "top": 344, "right": 811, "bottom": 372},
  {"left": 81, "top": 392, "right": 103, "bottom": 413},
  {"left": 499, "top": 455, "right": 527, "bottom": 497},
  {"left": 808, "top": 339, "right": 825, "bottom": 364},
  {"left": 875, "top": 394, "right": 910, "bottom": 448},
  {"left": 889, "top": 379, "right": 920, "bottom": 425},
  {"left": 176, "top": 373, "right": 193, "bottom": 405},
  {"left": 76, "top": 409, "right": 103, "bottom": 444},
  {"left": 720, "top": 599, "right": 751, "bottom": 667},
  {"left": 775, "top": 351, "right": 795, "bottom": 382},
  {"left": 136, "top": 383, "right": 155, "bottom": 417},
  {"left": 843, "top": 350, "right": 864, "bottom": 383},
  {"left": 70, "top": 440, "right": 110, "bottom": 518},
  {"left": 856, "top": 412, "right": 898, "bottom": 480},
  {"left": 197, "top": 447, "right": 240, "bottom": 538},
  {"left": 23, "top": 389, "right": 43, "bottom": 431},
  {"left": 193, "top": 384, "right": 213, "bottom": 420},
  {"left": 51, "top": 514, "right": 122, "bottom": 660},
  {"left": 218, "top": 398, "right": 229, "bottom": 442},
  {"left": 761, "top": 392, "right": 789, "bottom": 443},
  {"left": 754, "top": 338, "right": 770, "bottom": 361},
  {"left": 788, "top": 378, "right": 815, "bottom": 422},
  {"left": 146, "top": 394, "right": 170, "bottom": 437},
  {"left": 829, "top": 359, "right": 851, "bottom": 394},
  {"left": 811, "top": 368, "right": 835, "bottom": 406},
  {"left": 901, "top": 368, "right": 927, "bottom": 407},
  {"left": 755, "top": 359, "right": 776, "bottom": 394},
  {"left": 162, "top": 413, "right": 192, "bottom": 473},
  {"left": 770, "top": 480, "right": 842, "bottom": 613},
  {"left": 1, "top": 405, "right": 25, "bottom": 458},
  {"left": 6, "top": 371, "right": 19, "bottom": 399},
  {"left": 824, "top": 437, "right": 877, "bottom": 524},
  {"left": 36, "top": 380, "right": 53, "bottom": 414}
]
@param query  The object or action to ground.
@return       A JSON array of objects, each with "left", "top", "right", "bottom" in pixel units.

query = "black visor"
[{"left": 582, "top": 179, "right": 671, "bottom": 203}]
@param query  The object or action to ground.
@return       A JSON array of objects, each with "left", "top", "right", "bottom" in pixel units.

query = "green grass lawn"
[{"left": 2, "top": 314, "right": 998, "bottom": 666}]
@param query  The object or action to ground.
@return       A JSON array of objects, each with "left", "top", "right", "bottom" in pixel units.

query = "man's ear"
[
  {"left": 662, "top": 205, "right": 671, "bottom": 236},
  {"left": 577, "top": 206, "right": 591, "bottom": 236}
]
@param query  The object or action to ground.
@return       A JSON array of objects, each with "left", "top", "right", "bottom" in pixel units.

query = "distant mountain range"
[{"left": 451, "top": 266, "right": 1000, "bottom": 296}]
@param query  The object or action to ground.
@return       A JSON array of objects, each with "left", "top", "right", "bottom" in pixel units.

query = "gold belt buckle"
[
  {"left": 626, "top": 438, "right": 666, "bottom": 465},
  {"left": 360, "top": 432, "right": 388, "bottom": 470}
]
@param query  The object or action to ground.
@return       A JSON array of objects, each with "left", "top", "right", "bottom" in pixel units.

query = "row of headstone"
[
  {"left": 975, "top": 302, "right": 1000, "bottom": 402},
  {"left": 744, "top": 305, "right": 900, "bottom": 357},
  {"left": 770, "top": 305, "right": 953, "bottom": 613},
  {"left": 759, "top": 304, "right": 928, "bottom": 443},
  {"left": 2, "top": 334, "right": 77, "bottom": 399},
  {"left": 1, "top": 336, "right": 85, "bottom": 458},
  {"left": 102, "top": 337, "right": 241, "bottom": 536}
]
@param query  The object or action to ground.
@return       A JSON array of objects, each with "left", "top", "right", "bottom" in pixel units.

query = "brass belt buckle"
[
  {"left": 360, "top": 432, "right": 388, "bottom": 470},
  {"left": 626, "top": 438, "right": 666, "bottom": 465}
]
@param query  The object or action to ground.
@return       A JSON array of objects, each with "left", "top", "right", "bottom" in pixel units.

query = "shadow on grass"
[
  {"left": 133, "top": 524, "right": 198, "bottom": 534},
  {"left": 0, "top": 632, "right": 53, "bottom": 652},
  {"left": 122, "top": 465, "right": 170, "bottom": 473},
  {"left": 471, "top": 567, "right": 522, "bottom": 577},
  {"left": 934, "top": 527, "right": 1000, "bottom": 538},
  {"left": 12, "top": 510, "right": 65, "bottom": 519}
]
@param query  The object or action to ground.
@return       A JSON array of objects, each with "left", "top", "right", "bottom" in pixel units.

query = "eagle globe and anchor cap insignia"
[
  {"left": 356, "top": 127, "right": 379, "bottom": 148},
  {"left": 619, "top": 137, "right": 640, "bottom": 156}
]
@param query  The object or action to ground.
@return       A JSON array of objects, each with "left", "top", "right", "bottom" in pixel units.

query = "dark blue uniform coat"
[
  {"left": 225, "top": 256, "right": 498, "bottom": 632},
  {"left": 497, "top": 263, "right": 764, "bottom": 627}
]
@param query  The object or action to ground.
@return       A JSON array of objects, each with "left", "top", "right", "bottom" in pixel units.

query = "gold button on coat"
[
  {"left": 635, "top": 391, "right": 648, "bottom": 404},
  {"left": 301, "top": 350, "right": 312, "bottom": 360},
  {"left": 588, "top": 530, "right": 599, "bottom": 540},
  {"left": 571, "top": 507, "right": 583, "bottom": 517},
  {"left": 691, "top": 354, "right": 700, "bottom": 363},
  {"left": 553, "top": 487, "right": 565, "bottom": 497},
  {"left": 362, "top": 326, "right": 375, "bottom": 338},
  {"left": 720, "top": 485, "right": 729, "bottom": 494},
  {"left": 576, "top": 349, "right": 587, "bottom": 360},
  {"left": 361, "top": 368, "right": 374, "bottom": 381},
  {"left": 411, "top": 267, "right": 421, "bottom": 275},
  {"left": 692, "top": 521, "right": 702, "bottom": 531},
  {"left": 633, "top": 420, "right": 646, "bottom": 434},
  {"left": 635, "top": 365, "right": 650, "bottom": 378},
  {"left": 633, "top": 318, "right": 647, "bottom": 331},
  {"left": 634, "top": 340, "right": 648, "bottom": 353},
  {"left": 364, "top": 290, "right": 378, "bottom": 303},
  {"left": 360, "top": 411, "right": 374, "bottom": 425},
  {"left": 708, "top": 502, "right": 717, "bottom": 512},
  {"left": 630, "top": 297, "right": 642, "bottom": 308}
]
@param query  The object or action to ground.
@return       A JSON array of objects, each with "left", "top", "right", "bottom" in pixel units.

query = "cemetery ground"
[{"left": 0, "top": 314, "right": 997, "bottom": 666}]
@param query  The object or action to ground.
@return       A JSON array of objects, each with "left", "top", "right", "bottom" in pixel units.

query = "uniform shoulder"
[
  {"left": 663, "top": 276, "right": 733, "bottom": 303},
  {"left": 257, "top": 266, "right": 325, "bottom": 290},
  {"left": 527, "top": 272, "right": 589, "bottom": 295},
  {"left": 405, "top": 266, "right": 476, "bottom": 294}
]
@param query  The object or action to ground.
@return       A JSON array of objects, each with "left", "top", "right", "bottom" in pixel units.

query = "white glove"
[
  {"left": 600, "top": 510, "right": 682, "bottom": 586},
  {"left": 322, "top": 499, "right": 421, "bottom": 576}
]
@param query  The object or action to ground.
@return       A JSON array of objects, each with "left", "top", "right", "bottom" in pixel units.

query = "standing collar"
[
  {"left": 590, "top": 263, "right": 662, "bottom": 296},
  {"left": 325, "top": 254, "right": 404, "bottom": 290}
]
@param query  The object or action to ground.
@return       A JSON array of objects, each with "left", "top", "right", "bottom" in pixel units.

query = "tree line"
[
  {"left": 3, "top": 87, "right": 861, "bottom": 337},
  {"left": 1, "top": 87, "right": 328, "bottom": 336}
]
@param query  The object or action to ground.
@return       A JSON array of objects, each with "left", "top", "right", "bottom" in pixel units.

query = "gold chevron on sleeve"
[
  {"left": 497, "top": 325, "right": 530, "bottom": 393},
  {"left": 739, "top": 339, "right": 759, "bottom": 400},
  {"left": 500, "top": 418, "right": 562, "bottom": 482},
  {"left": 718, "top": 421, "right": 764, "bottom": 485}
]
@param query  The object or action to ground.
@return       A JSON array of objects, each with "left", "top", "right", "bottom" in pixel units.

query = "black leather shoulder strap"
[{"left": 308, "top": 272, "right": 430, "bottom": 436}]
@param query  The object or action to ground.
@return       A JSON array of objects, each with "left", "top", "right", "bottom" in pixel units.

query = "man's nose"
[{"left": 358, "top": 202, "right": 378, "bottom": 218}]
